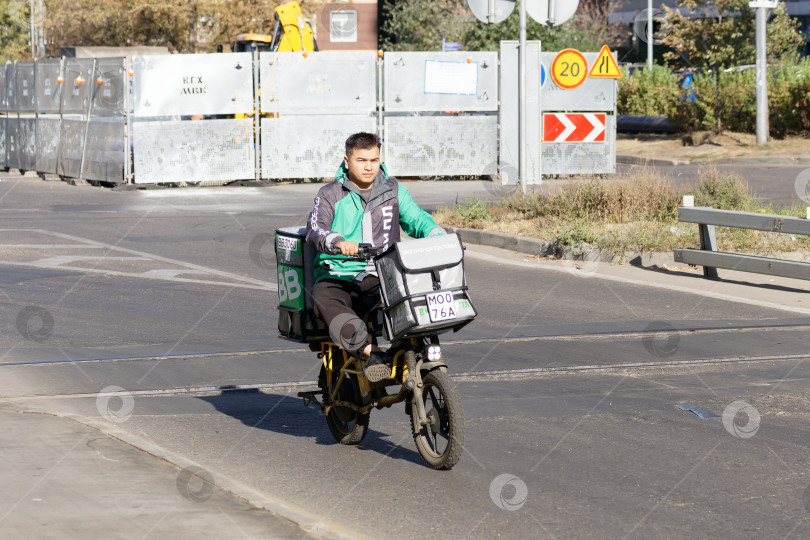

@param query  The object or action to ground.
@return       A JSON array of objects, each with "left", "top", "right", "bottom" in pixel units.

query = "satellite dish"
[
  {"left": 526, "top": 0, "right": 579, "bottom": 26},
  {"left": 467, "top": 0, "right": 516, "bottom": 24}
]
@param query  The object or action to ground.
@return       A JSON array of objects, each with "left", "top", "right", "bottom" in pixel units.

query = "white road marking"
[
  {"left": 0, "top": 244, "right": 105, "bottom": 249},
  {"left": 30, "top": 256, "right": 151, "bottom": 266},
  {"left": 142, "top": 269, "right": 210, "bottom": 278},
  {"left": 0, "top": 260, "right": 273, "bottom": 291},
  {"left": 0, "top": 229, "right": 278, "bottom": 291}
]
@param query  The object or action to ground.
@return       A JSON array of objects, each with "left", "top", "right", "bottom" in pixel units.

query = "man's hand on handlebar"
[{"left": 335, "top": 241, "right": 359, "bottom": 257}]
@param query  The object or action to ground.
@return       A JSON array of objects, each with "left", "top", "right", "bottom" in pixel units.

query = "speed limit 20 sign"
[{"left": 551, "top": 49, "right": 588, "bottom": 90}]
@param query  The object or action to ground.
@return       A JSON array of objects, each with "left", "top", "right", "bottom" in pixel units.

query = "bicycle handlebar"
[{"left": 328, "top": 243, "right": 381, "bottom": 261}]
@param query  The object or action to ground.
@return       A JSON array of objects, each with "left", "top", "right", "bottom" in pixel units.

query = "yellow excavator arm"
[
  {"left": 274, "top": 1, "right": 317, "bottom": 52},
  {"left": 232, "top": 1, "right": 317, "bottom": 53}
]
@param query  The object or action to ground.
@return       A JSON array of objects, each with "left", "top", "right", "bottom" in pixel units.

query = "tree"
[
  {"left": 0, "top": 0, "right": 35, "bottom": 62},
  {"left": 44, "top": 0, "right": 186, "bottom": 53},
  {"left": 660, "top": 0, "right": 803, "bottom": 134},
  {"left": 39, "top": 0, "right": 328, "bottom": 56},
  {"left": 380, "top": 0, "right": 623, "bottom": 53},
  {"left": 379, "top": 0, "right": 470, "bottom": 52}
]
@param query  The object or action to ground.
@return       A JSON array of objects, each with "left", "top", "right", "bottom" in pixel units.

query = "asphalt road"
[{"left": 1, "top": 173, "right": 809, "bottom": 539}]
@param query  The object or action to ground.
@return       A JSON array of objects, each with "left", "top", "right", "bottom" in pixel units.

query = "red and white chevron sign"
[{"left": 543, "top": 113, "right": 606, "bottom": 143}]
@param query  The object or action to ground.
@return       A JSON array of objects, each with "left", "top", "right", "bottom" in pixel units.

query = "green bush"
[
  {"left": 617, "top": 65, "right": 681, "bottom": 117},
  {"left": 617, "top": 60, "right": 810, "bottom": 135},
  {"left": 683, "top": 70, "right": 756, "bottom": 132},
  {"left": 769, "top": 57, "right": 810, "bottom": 137}
]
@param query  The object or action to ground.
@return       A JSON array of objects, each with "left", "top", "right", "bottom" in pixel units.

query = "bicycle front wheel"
[{"left": 411, "top": 370, "right": 465, "bottom": 469}]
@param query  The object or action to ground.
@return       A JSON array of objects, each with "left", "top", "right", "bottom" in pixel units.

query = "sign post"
[
  {"left": 519, "top": 0, "right": 528, "bottom": 193},
  {"left": 471, "top": 0, "right": 579, "bottom": 193},
  {"left": 750, "top": 0, "right": 777, "bottom": 144}
]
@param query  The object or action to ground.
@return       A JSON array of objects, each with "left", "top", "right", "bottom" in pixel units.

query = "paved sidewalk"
[
  {"left": 0, "top": 406, "right": 320, "bottom": 539},
  {"left": 617, "top": 153, "right": 810, "bottom": 167}
]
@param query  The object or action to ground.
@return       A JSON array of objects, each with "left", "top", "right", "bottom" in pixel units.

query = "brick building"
[{"left": 315, "top": 0, "right": 379, "bottom": 51}]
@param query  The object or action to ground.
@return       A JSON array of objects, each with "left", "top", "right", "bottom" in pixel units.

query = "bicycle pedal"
[{"left": 297, "top": 391, "right": 325, "bottom": 412}]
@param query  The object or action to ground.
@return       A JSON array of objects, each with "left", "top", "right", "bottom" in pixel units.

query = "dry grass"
[{"left": 434, "top": 168, "right": 810, "bottom": 257}]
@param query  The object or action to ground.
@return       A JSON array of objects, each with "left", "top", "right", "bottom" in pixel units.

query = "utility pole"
[
  {"left": 29, "top": 0, "right": 36, "bottom": 59},
  {"left": 647, "top": 0, "right": 653, "bottom": 70},
  {"left": 755, "top": 5, "right": 768, "bottom": 144},
  {"left": 519, "top": 0, "right": 527, "bottom": 194}
]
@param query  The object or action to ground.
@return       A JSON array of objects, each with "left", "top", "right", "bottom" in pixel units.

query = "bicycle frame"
[{"left": 318, "top": 340, "right": 413, "bottom": 415}]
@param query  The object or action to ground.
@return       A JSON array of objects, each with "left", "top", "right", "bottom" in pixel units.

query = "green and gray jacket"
[{"left": 305, "top": 163, "right": 445, "bottom": 283}]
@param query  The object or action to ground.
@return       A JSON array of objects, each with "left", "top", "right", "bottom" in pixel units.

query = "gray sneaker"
[{"left": 363, "top": 351, "right": 393, "bottom": 383}]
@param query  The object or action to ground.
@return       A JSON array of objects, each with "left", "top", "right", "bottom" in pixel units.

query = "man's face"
[{"left": 344, "top": 146, "right": 381, "bottom": 187}]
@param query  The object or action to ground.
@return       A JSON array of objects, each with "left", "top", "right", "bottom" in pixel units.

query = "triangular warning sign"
[{"left": 589, "top": 45, "right": 622, "bottom": 79}]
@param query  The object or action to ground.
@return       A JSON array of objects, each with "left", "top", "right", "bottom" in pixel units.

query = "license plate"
[{"left": 425, "top": 291, "right": 458, "bottom": 323}]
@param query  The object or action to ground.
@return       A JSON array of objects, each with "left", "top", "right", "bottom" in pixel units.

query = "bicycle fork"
[{"left": 404, "top": 346, "right": 448, "bottom": 431}]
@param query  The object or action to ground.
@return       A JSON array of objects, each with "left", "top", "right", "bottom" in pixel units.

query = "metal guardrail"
[{"left": 673, "top": 206, "right": 810, "bottom": 281}]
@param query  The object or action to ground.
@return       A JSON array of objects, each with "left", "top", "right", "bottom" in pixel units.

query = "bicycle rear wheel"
[{"left": 321, "top": 366, "right": 369, "bottom": 445}]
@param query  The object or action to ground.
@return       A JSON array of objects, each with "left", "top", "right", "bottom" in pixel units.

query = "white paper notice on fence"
[
  {"left": 132, "top": 53, "right": 254, "bottom": 117},
  {"left": 423, "top": 60, "right": 478, "bottom": 95}
]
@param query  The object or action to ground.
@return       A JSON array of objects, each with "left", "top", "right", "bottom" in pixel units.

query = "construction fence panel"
[
  {"left": 259, "top": 51, "right": 377, "bottom": 114},
  {"left": 133, "top": 118, "right": 254, "bottom": 184},
  {"left": 83, "top": 119, "right": 126, "bottom": 183},
  {"left": 16, "top": 62, "right": 36, "bottom": 113},
  {"left": 0, "top": 118, "right": 6, "bottom": 168},
  {"left": 92, "top": 58, "right": 127, "bottom": 117},
  {"left": 6, "top": 118, "right": 18, "bottom": 170},
  {"left": 0, "top": 64, "right": 8, "bottom": 113},
  {"left": 14, "top": 117, "right": 36, "bottom": 172},
  {"left": 6, "top": 64, "right": 17, "bottom": 114},
  {"left": 36, "top": 59, "right": 63, "bottom": 114},
  {"left": 384, "top": 51, "right": 499, "bottom": 113},
  {"left": 132, "top": 53, "right": 254, "bottom": 117},
  {"left": 61, "top": 59, "right": 95, "bottom": 114},
  {"left": 261, "top": 115, "right": 377, "bottom": 179},
  {"left": 36, "top": 116, "right": 61, "bottom": 174},
  {"left": 58, "top": 118, "right": 85, "bottom": 178},
  {"left": 383, "top": 115, "right": 499, "bottom": 177}
]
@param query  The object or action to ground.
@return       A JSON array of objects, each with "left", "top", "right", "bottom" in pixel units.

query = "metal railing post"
[
  {"left": 78, "top": 58, "right": 97, "bottom": 182},
  {"left": 124, "top": 56, "right": 133, "bottom": 184},
  {"left": 253, "top": 48, "right": 261, "bottom": 183},
  {"left": 698, "top": 223, "right": 718, "bottom": 278},
  {"left": 55, "top": 57, "right": 65, "bottom": 178},
  {"left": 377, "top": 52, "right": 383, "bottom": 144}
]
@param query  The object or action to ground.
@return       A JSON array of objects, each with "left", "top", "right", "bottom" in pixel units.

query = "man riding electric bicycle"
[{"left": 305, "top": 132, "right": 445, "bottom": 383}]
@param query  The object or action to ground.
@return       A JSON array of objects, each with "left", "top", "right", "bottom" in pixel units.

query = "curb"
[
  {"left": 617, "top": 154, "right": 810, "bottom": 167},
  {"left": 445, "top": 226, "right": 554, "bottom": 258},
  {"left": 444, "top": 225, "right": 687, "bottom": 269},
  {"left": 704, "top": 156, "right": 810, "bottom": 166},
  {"left": 617, "top": 155, "right": 690, "bottom": 167},
  {"left": 56, "top": 412, "right": 362, "bottom": 540}
]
